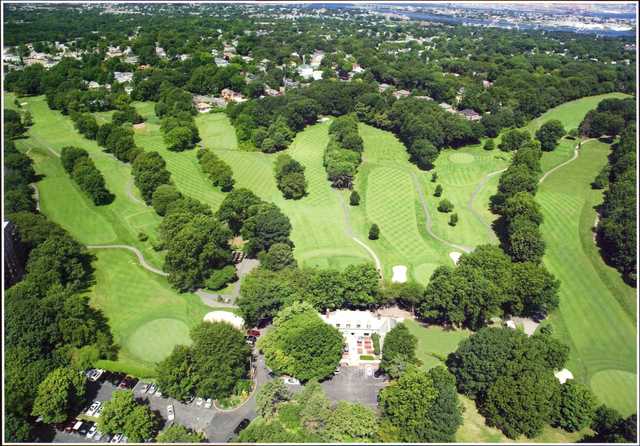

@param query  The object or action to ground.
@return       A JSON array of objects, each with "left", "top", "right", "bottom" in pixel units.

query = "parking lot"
[{"left": 321, "top": 366, "right": 388, "bottom": 409}]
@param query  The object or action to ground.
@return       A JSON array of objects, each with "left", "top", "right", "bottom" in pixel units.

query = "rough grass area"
[{"left": 404, "top": 320, "right": 471, "bottom": 370}]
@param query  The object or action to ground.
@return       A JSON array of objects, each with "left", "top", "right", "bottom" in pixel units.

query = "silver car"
[
  {"left": 204, "top": 398, "right": 213, "bottom": 409},
  {"left": 167, "top": 404, "right": 175, "bottom": 422}
]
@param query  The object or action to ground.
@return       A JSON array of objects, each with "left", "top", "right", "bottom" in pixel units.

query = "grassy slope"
[
  {"left": 7, "top": 93, "right": 212, "bottom": 377},
  {"left": 538, "top": 139, "right": 636, "bottom": 416}
]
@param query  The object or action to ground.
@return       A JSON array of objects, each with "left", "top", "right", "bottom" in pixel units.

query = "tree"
[
  {"left": 424, "top": 367, "right": 463, "bottom": 442},
  {"left": 380, "top": 323, "right": 417, "bottom": 376},
  {"left": 31, "top": 367, "right": 86, "bottom": 424},
  {"left": 163, "top": 214, "right": 232, "bottom": 291},
  {"left": 237, "top": 268, "right": 300, "bottom": 326},
  {"left": 216, "top": 188, "right": 263, "bottom": 234},
  {"left": 261, "top": 243, "right": 297, "bottom": 271},
  {"left": 409, "top": 139, "right": 439, "bottom": 170},
  {"left": 502, "top": 191, "right": 543, "bottom": 225},
  {"left": 482, "top": 367, "right": 560, "bottom": 439},
  {"left": 157, "top": 345, "right": 197, "bottom": 402},
  {"left": 165, "top": 126, "right": 194, "bottom": 152},
  {"left": 584, "top": 405, "right": 637, "bottom": 443},
  {"left": 258, "top": 302, "right": 343, "bottom": 381},
  {"left": 132, "top": 151, "right": 172, "bottom": 204},
  {"left": 498, "top": 129, "right": 531, "bottom": 152},
  {"left": 341, "top": 263, "right": 380, "bottom": 307},
  {"left": 151, "top": 185, "right": 182, "bottom": 216},
  {"left": 349, "top": 190, "right": 360, "bottom": 206},
  {"left": 438, "top": 199, "right": 454, "bottom": 212},
  {"left": 256, "top": 379, "right": 291, "bottom": 419},
  {"left": 509, "top": 262, "right": 559, "bottom": 317},
  {"left": 205, "top": 265, "right": 237, "bottom": 290},
  {"left": 484, "top": 139, "right": 495, "bottom": 151},
  {"left": 536, "top": 120, "right": 565, "bottom": 151},
  {"left": 324, "top": 401, "right": 379, "bottom": 442},
  {"left": 434, "top": 184, "right": 443, "bottom": 197},
  {"left": 379, "top": 366, "right": 438, "bottom": 442},
  {"left": 368, "top": 223, "right": 380, "bottom": 240},
  {"left": 98, "top": 391, "right": 158, "bottom": 442},
  {"left": 156, "top": 424, "right": 205, "bottom": 443},
  {"left": 449, "top": 213, "right": 459, "bottom": 226},
  {"left": 507, "top": 216, "right": 546, "bottom": 263},
  {"left": 241, "top": 203, "right": 292, "bottom": 256},
  {"left": 552, "top": 381, "right": 597, "bottom": 432},
  {"left": 190, "top": 322, "right": 251, "bottom": 399}
]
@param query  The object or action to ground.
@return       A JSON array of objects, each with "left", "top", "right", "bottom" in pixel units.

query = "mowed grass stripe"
[{"left": 539, "top": 139, "right": 636, "bottom": 416}]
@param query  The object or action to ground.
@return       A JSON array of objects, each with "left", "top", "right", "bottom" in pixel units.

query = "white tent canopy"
[{"left": 203, "top": 311, "right": 245, "bottom": 330}]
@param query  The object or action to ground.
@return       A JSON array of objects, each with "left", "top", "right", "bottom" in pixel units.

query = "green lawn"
[
  {"left": 404, "top": 319, "right": 471, "bottom": 370},
  {"left": 538, "top": 139, "right": 636, "bottom": 416},
  {"left": 90, "top": 250, "right": 211, "bottom": 377}
]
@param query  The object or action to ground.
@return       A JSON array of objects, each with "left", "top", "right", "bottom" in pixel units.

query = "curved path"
[
  {"left": 335, "top": 191, "right": 383, "bottom": 277},
  {"left": 539, "top": 139, "right": 595, "bottom": 184},
  {"left": 126, "top": 178, "right": 144, "bottom": 205},
  {"left": 466, "top": 167, "right": 506, "bottom": 242},
  {"left": 86, "top": 244, "right": 168, "bottom": 276},
  {"left": 410, "top": 172, "right": 473, "bottom": 253}
]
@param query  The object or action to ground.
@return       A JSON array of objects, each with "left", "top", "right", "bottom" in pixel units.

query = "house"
[
  {"left": 415, "top": 95, "right": 434, "bottom": 101},
  {"left": 321, "top": 310, "right": 402, "bottom": 342},
  {"left": 178, "top": 54, "right": 190, "bottom": 62},
  {"left": 221, "top": 88, "right": 246, "bottom": 103},
  {"left": 482, "top": 80, "right": 493, "bottom": 88},
  {"left": 378, "top": 83, "right": 392, "bottom": 93},
  {"left": 459, "top": 108, "right": 482, "bottom": 121},
  {"left": 214, "top": 57, "right": 229, "bottom": 67},
  {"left": 297, "top": 64, "right": 314, "bottom": 80},
  {"left": 312, "top": 70, "right": 323, "bottom": 81},
  {"left": 439, "top": 102, "right": 455, "bottom": 113},
  {"left": 264, "top": 85, "right": 282, "bottom": 97},
  {"left": 87, "top": 81, "right": 101, "bottom": 90},
  {"left": 505, "top": 320, "right": 517, "bottom": 330},
  {"left": 351, "top": 63, "right": 364, "bottom": 74},
  {"left": 114, "top": 71, "right": 133, "bottom": 83},
  {"left": 393, "top": 89, "right": 411, "bottom": 99},
  {"left": 310, "top": 50, "right": 325, "bottom": 68},
  {"left": 155, "top": 47, "right": 166, "bottom": 58}
]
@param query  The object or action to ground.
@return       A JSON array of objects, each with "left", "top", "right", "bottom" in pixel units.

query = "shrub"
[
  {"left": 371, "top": 333, "right": 381, "bottom": 355},
  {"left": 434, "top": 184, "right": 443, "bottom": 197},
  {"left": 138, "top": 232, "right": 148, "bottom": 242},
  {"left": 449, "top": 213, "right": 459, "bottom": 226},
  {"left": 484, "top": 139, "right": 495, "bottom": 151},
  {"left": 368, "top": 223, "right": 380, "bottom": 240},
  {"left": 205, "top": 265, "right": 238, "bottom": 290},
  {"left": 431, "top": 172, "right": 438, "bottom": 183},
  {"left": 349, "top": 190, "right": 360, "bottom": 206},
  {"left": 438, "top": 199, "right": 454, "bottom": 213}
]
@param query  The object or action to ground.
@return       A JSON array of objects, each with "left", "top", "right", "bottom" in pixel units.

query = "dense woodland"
[{"left": 2, "top": 3, "right": 637, "bottom": 443}]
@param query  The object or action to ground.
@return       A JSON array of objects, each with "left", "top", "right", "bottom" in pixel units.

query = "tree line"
[
  {"left": 324, "top": 114, "right": 363, "bottom": 189},
  {"left": 155, "top": 84, "right": 201, "bottom": 152},
  {"left": 60, "top": 146, "right": 114, "bottom": 205},
  {"left": 585, "top": 98, "right": 636, "bottom": 285},
  {"left": 197, "top": 148, "right": 235, "bottom": 191}
]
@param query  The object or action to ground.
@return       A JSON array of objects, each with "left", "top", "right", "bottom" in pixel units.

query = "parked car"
[
  {"left": 86, "top": 424, "right": 98, "bottom": 439},
  {"left": 184, "top": 395, "right": 195, "bottom": 405},
  {"left": 118, "top": 376, "right": 138, "bottom": 390},
  {"left": 155, "top": 389, "right": 163, "bottom": 398},
  {"left": 204, "top": 398, "right": 213, "bottom": 409},
  {"left": 107, "top": 372, "right": 126, "bottom": 385},
  {"left": 282, "top": 376, "right": 300, "bottom": 385},
  {"left": 334, "top": 367, "right": 341, "bottom": 375},
  {"left": 63, "top": 419, "right": 77, "bottom": 433},
  {"left": 343, "top": 345, "right": 349, "bottom": 353},
  {"left": 95, "top": 404, "right": 104, "bottom": 418},
  {"left": 72, "top": 421, "right": 83, "bottom": 433},
  {"left": 94, "top": 430, "right": 104, "bottom": 441},
  {"left": 86, "top": 401, "right": 101, "bottom": 417},
  {"left": 233, "top": 419, "right": 251, "bottom": 435},
  {"left": 78, "top": 422, "right": 92, "bottom": 436},
  {"left": 140, "top": 383, "right": 149, "bottom": 393},
  {"left": 195, "top": 397, "right": 204, "bottom": 407},
  {"left": 89, "top": 369, "right": 105, "bottom": 382},
  {"left": 245, "top": 335, "right": 257, "bottom": 345},
  {"left": 167, "top": 404, "right": 175, "bottom": 422},
  {"left": 110, "top": 433, "right": 124, "bottom": 443},
  {"left": 246, "top": 329, "right": 260, "bottom": 337},
  {"left": 147, "top": 384, "right": 157, "bottom": 395}
]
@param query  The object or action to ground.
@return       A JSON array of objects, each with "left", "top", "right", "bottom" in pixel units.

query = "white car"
[
  {"left": 167, "top": 404, "right": 175, "bottom": 422},
  {"left": 195, "top": 397, "right": 204, "bottom": 407},
  {"left": 282, "top": 376, "right": 301, "bottom": 385},
  {"left": 94, "top": 430, "right": 104, "bottom": 441},
  {"left": 95, "top": 404, "right": 104, "bottom": 418},
  {"left": 110, "top": 433, "right": 123, "bottom": 443},
  {"left": 204, "top": 398, "right": 213, "bottom": 409},
  {"left": 89, "top": 369, "right": 104, "bottom": 382},
  {"left": 86, "top": 425, "right": 98, "bottom": 439},
  {"left": 86, "top": 401, "right": 101, "bottom": 417},
  {"left": 155, "top": 389, "right": 163, "bottom": 398}
]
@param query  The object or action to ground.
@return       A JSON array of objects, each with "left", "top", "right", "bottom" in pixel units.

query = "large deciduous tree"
[{"left": 31, "top": 367, "right": 86, "bottom": 424}]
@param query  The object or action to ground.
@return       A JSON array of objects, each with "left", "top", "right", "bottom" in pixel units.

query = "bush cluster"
[
  {"left": 275, "top": 154, "right": 307, "bottom": 199},
  {"left": 197, "top": 148, "right": 234, "bottom": 191},
  {"left": 324, "top": 114, "right": 363, "bottom": 188}
]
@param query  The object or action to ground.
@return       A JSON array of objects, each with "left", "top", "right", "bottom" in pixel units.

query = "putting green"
[
  {"left": 590, "top": 370, "right": 637, "bottom": 417},
  {"left": 448, "top": 152, "right": 475, "bottom": 164},
  {"left": 127, "top": 319, "right": 192, "bottom": 364}
]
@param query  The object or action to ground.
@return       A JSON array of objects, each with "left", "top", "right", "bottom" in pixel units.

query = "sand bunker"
[
  {"left": 449, "top": 252, "right": 462, "bottom": 264},
  {"left": 391, "top": 265, "right": 407, "bottom": 283},
  {"left": 133, "top": 122, "right": 146, "bottom": 130}
]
